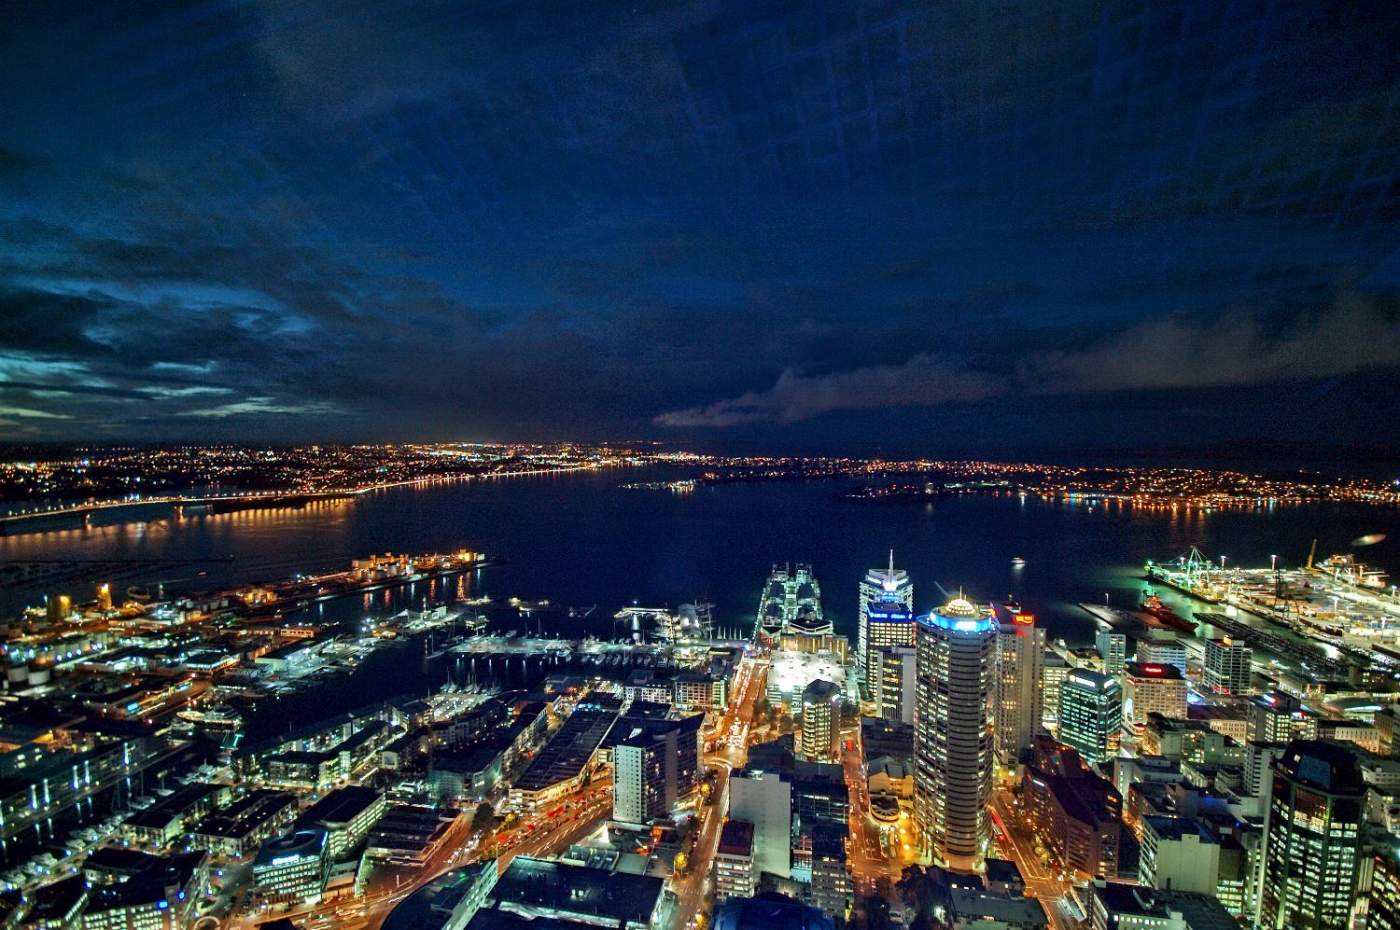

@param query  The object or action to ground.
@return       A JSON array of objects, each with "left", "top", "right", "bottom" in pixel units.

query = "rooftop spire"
[{"left": 888, "top": 548, "right": 895, "bottom": 575}]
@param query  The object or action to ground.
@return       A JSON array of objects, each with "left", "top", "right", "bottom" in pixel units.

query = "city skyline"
[{"left": 3, "top": 2, "right": 1400, "bottom": 454}]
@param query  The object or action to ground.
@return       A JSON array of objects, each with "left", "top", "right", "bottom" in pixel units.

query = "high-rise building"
[
  {"left": 729, "top": 769, "right": 792, "bottom": 879},
  {"left": 858, "top": 552, "right": 913, "bottom": 697},
  {"left": 1058, "top": 670, "right": 1122, "bottom": 766},
  {"left": 1370, "top": 844, "right": 1400, "bottom": 930},
  {"left": 872, "top": 644, "right": 916, "bottom": 724},
  {"left": 914, "top": 596, "right": 996, "bottom": 870},
  {"left": 1135, "top": 630, "right": 1187, "bottom": 676},
  {"left": 1138, "top": 816, "right": 1220, "bottom": 894},
  {"left": 808, "top": 819, "right": 852, "bottom": 920},
  {"left": 1258, "top": 740, "right": 1365, "bottom": 929},
  {"left": 606, "top": 705, "right": 702, "bottom": 823},
  {"left": 1203, "top": 638, "right": 1253, "bottom": 695},
  {"left": 1249, "top": 691, "right": 1318, "bottom": 744},
  {"left": 1241, "top": 741, "right": 1289, "bottom": 818},
  {"left": 1122, "top": 662, "right": 1187, "bottom": 738},
  {"left": 1042, "top": 650, "right": 1069, "bottom": 729},
  {"left": 1095, "top": 629, "right": 1127, "bottom": 677},
  {"left": 612, "top": 725, "right": 677, "bottom": 826},
  {"left": 799, "top": 679, "right": 842, "bottom": 762},
  {"left": 993, "top": 601, "right": 1045, "bottom": 765},
  {"left": 1021, "top": 737, "right": 1121, "bottom": 880},
  {"left": 758, "top": 564, "right": 826, "bottom": 638},
  {"left": 714, "top": 820, "right": 758, "bottom": 901}
]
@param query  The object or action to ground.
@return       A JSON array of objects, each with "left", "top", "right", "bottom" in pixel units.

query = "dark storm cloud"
[{"left": 1, "top": 1, "right": 1399, "bottom": 450}]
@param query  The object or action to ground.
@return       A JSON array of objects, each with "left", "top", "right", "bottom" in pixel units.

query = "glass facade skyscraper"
[
  {"left": 1258, "top": 740, "right": 1364, "bottom": 929},
  {"left": 858, "top": 552, "right": 913, "bottom": 698},
  {"left": 1058, "top": 669, "right": 1122, "bottom": 766}
]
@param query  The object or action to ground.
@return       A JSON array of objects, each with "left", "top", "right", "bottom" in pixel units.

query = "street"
[
  {"left": 989, "top": 789, "right": 1074, "bottom": 930},
  {"left": 670, "top": 652, "right": 768, "bottom": 930}
]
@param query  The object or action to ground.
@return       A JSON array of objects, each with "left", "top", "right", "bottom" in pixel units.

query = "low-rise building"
[
  {"left": 253, "top": 829, "right": 330, "bottom": 906},
  {"left": 509, "top": 704, "right": 617, "bottom": 809},
  {"left": 121, "top": 782, "right": 227, "bottom": 847},
  {"left": 80, "top": 850, "right": 208, "bottom": 930},
  {"left": 188, "top": 789, "right": 298, "bottom": 858},
  {"left": 296, "top": 785, "right": 386, "bottom": 860},
  {"left": 672, "top": 673, "right": 727, "bottom": 712},
  {"left": 363, "top": 805, "right": 459, "bottom": 868},
  {"left": 948, "top": 887, "right": 1047, "bottom": 929},
  {"left": 1088, "top": 882, "right": 1240, "bottom": 930}
]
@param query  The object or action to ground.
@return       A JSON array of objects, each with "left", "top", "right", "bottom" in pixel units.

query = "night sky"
[{"left": 3, "top": 1, "right": 1399, "bottom": 457}]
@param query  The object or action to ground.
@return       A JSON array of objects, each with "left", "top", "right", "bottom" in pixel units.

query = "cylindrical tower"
[{"left": 914, "top": 596, "right": 996, "bottom": 871}]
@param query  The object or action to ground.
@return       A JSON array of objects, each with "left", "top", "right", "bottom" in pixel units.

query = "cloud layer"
[{"left": 657, "top": 297, "right": 1400, "bottom": 427}]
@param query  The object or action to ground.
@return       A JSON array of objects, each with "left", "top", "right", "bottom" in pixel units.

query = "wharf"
[
  {"left": 1078, "top": 603, "right": 1181, "bottom": 636},
  {"left": 231, "top": 555, "right": 494, "bottom": 618},
  {"left": 1192, "top": 610, "right": 1352, "bottom": 677}
]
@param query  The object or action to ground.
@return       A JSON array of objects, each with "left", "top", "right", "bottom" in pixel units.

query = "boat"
[
  {"left": 1140, "top": 590, "right": 1198, "bottom": 635},
  {"left": 175, "top": 704, "right": 244, "bottom": 733},
  {"left": 1313, "top": 553, "right": 1390, "bottom": 591}
]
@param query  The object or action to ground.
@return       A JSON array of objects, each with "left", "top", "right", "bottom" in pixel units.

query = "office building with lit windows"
[
  {"left": 1095, "top": 629, "right": 1127, "bottom": 677},
  {"left": 1203, "top": 638, "right": 1253, "bottom": 695},
  {"left": 1041, "top": 650, "right": 1069, "bottom": 730},
  {"left": 872, "top": 644, "right": 916, "bottom": 724},
  {"left": 1370, "top": 843, "right": 1400, "bottom": 930},
  {"left": 914, "top": 597, "right": 995, "bottom": 870},
  {"left": 1135, "top": 630, "right": 1187, "bottom": 676},
  {"left": 1021, "top": 737, "right": 1121, "bottom": 880},
  {"left": 858, "top": 553, "right": 913, "bottom": 697},
  {"left": 252, "top": 829, "right": 330, "bottom": 905},
  {"left": 1249, "top": 691, "right": 1318, "bottom": 744},
  {"left": 993, "top": 601, "right": 1045, "bottom": 765},
  {"left": 1258, "top": 740, "right": 1365, "bottom": 930},
  {"left": 799, "top": 679, "right": 842, "bottom": 762},
  {"left": 715, "top": 820, "right": 758, "bottom": 901},
  {"left": 1122, "top": 662, "right": 1187, "bottom": 738},
  {"left": 1059, "top": 669, "right": 1122, "bottom": 766}
]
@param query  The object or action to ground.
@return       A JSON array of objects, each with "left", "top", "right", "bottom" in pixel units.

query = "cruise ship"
[{"left": 756, "top": 563, "right": 830, "bottom": 637}]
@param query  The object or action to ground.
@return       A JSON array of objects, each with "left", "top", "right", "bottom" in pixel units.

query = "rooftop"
[
  {"left": 1277, "top": 739, "right": 1365, "bottom": 794},
  {"left": 718, "top": 820, "right": 755, "bottom": 857},
  {"left": 1126, "top": 661, "right": 1185, "bottom": 681},
  {"left": 492, "top": 856, "right": 663, "bottom": 927},
  {"left": 298, "top": 785, "right": 383, "bottom": 828},
  {"left": 513, "top": 706, "right": 617, "bottom": 792}
]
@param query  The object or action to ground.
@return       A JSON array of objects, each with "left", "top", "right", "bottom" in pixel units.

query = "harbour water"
[{"left": 2, "top": 467, "right": 1394, "bottom": 646}]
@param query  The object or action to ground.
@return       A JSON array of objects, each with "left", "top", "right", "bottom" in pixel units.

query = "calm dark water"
[{"left": 3, "top": 468, "right": 1397, "bottom": 644}]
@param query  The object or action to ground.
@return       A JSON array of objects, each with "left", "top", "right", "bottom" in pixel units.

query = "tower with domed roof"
[{"left": 913, "top": 594, "right": 996, "bottom": 871}]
